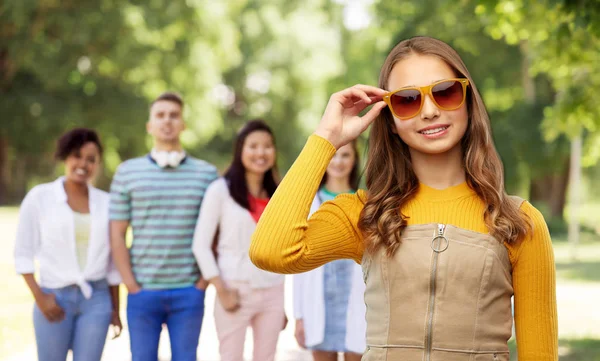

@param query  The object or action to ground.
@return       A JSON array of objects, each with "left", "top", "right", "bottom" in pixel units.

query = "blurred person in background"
[
  {"left": 293, "top": 140, "right": 366, "bottom": 361},
  {"left": 192, "top": 120, "right": 286, "bottom": 361},
  {"left": 14, "top": 128, "right": 122, "bottom": 361},
  {"left": 109, "top": 92, "right": 218, "bottom": 361}
]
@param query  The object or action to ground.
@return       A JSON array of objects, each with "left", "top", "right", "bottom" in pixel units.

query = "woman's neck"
[
  {"left": 246, "top": 172, "right": 265, "bottom": 198},
  {"left": 410, "top": 145, "right": 466, "bottom": 190},
  {"left": 63, "top": 178, "right": 89, "bottom": 197},
  {"left": 324, "top": 177, "right": 352, "bottom": 194}
]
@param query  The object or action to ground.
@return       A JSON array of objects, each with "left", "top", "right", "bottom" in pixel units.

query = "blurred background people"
[
  {"left": 109, "top": 92, "right": 218, "bottom": 361},
  {"left": 193, "top": 120, "right": 286, "bottom": 361},
  {"left": 14, "top": 128, "right": 122, "bottom": 361},
  {"left": 293, "top": 141, "right": 366, "bottom": 361}
]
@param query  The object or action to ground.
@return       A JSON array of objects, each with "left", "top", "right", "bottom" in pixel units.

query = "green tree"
[
  {"left": 476, "top": 0, "right": 600, "bottom": 220},
  {"left": 0, "top": 1, "right": 241, "bottom": 203},
  {"left": 194, "top": 0, "right": 347, "bottom": 171},
  {"left": 369, "top": 0, "right": 551, "bottom": 193}
]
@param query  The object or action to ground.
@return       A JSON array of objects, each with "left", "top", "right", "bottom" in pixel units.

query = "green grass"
[
  {"left": 564, "top": 203, "right": 600, "bottom": 235},
  {"left": 509, "top": 339, "right": 600, "bottom": 361},
  {"left": 556, "top": 261, "right": 600, "bottom": 283},
  {"left": 0, "top": 207, "right": 34, "bottom": 359},
  {"left": 553, "top": 235, "right": 600, "bottom": 283},
  {"left": 558, "top": 339, "right": 600, "bottom": 361},
  {"left": 554, "top": 234, "right": 600, "bottom": 261},
  {"left": 0, "top": 207, "right": 18, "bottom": 215}
]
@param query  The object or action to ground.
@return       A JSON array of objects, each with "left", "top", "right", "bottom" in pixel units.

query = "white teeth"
[
  {"left": 420, "top": 126, "right": 448, "bottom": 135},
  {"left": 75, "top": 169, "right": 87, "bottom": 175}
]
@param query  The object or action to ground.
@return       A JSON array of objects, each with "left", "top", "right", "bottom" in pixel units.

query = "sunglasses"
[{"left": 382, "top": 78, "right": 470, "bottom": 120}]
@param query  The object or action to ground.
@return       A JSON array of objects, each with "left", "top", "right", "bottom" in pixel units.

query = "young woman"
[
  {"left": 293, "top": 141, "right": 366, "bottom": 361},
  {"left": 193, "top": 120, "right": 286, "bottom": 361},
  {"left": 250, "top": 36, "right": 558, "bottom": 361},
  {"left": 14, "top": 128, "right": 122, "bottom": 361}
]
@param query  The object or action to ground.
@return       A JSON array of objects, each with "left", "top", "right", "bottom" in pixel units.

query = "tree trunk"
[
  {"left": 568, "top": 135, "right": 582, "bottom": 260},
  {"left": 529, "top": 156, "right": 570, "bottom": 218},
  {"left": 521, "top": 40, "right": 569, "bottom": 219},
  {"left": 0, "top": 136, "right": 8, "bottom": 205},
  {"left": 520, "top": 41, "right": 536, "bottom": 102},
  {"left": 0, "top": 48, "right": 12, "bottom": 205},
  {"left": 12, "top": 155, "right": 28, "bottom": 204},
  {"left": 550, "top": 158, "right": 570, "bottom": 217}
]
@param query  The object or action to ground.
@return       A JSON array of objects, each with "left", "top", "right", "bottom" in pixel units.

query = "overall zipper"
[{"left": 425, "top": 223, "right": 446, "bottom": 361}]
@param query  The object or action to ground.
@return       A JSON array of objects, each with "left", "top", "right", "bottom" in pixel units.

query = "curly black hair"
[{"left": 55, "top": 128, "right": 103, "bottom": 161}]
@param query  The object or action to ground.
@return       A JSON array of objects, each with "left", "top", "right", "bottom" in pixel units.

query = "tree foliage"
[
  {"left": 477, "top": 0, "right": 600, "bottom": 165},
  {"left": 1, "top": 0, "right": 598, "bottom": 219}
]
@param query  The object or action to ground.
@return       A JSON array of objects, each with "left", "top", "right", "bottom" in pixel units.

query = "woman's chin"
[{"left": 66, "top": 175, "right": 90, "bottom": 185}]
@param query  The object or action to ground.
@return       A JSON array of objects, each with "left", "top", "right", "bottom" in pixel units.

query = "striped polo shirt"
[{"left": 109, "top": 155, "right": 218, "bottom": 289}]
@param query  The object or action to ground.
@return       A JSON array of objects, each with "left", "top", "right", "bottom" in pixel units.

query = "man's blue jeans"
[{"left": 127, "top": 286, "right": 206, "bottom": 361}]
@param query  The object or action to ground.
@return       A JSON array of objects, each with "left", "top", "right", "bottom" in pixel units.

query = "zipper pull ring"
[{"left": 431, "top": 223, "right": 449, "bottom": 253}]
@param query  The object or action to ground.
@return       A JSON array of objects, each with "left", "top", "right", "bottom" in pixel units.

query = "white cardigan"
[
  {"left": 192, "top": 178, "right": 284, "bottom": 288},
  {"left": 13, "top": 177, "right": 121, "bottom": 298},
  {"left": 292, "top": 196, "right": 367, "bottom": 353}
]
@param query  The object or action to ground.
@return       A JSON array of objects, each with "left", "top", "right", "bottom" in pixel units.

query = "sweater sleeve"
[
  {"left": 192, "top": 179, "right": 224, "bottom": 280},
  {"left": 293, "top": 274, "right": 304, "bottom": 319},
  {"left": 250, "top": 135, "right": 365, "bottom": 274},
  {"left": 14, "top": 189, "right": 41, "bottom": 275},
  {"left": 511, "top": 201, "right": 558, "bottom": 361}
]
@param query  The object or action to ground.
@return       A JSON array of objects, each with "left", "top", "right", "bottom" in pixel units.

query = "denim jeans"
[
  {"left": 33, "top": 279, "right": 112, "bottom": 361},
  {"left": 310, "top": 259, "right": 354, "bottom": 352},
  {"left": 127, "top": 286, "right": 206, "bottom": 361}
]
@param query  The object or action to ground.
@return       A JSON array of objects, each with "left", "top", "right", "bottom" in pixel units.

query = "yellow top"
[
  {"left": 73, "top": 211, "right": 91, "bottom": 271},
  {"left": 250, "top": 135, "right": 558, "bottom": 361}
]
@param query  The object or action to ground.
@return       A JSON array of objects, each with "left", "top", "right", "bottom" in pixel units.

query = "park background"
[{"left": 1, "top": 0, "right": 599, "bottom": 360}]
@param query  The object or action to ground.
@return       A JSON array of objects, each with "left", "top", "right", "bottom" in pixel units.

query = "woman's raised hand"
[{"left": 314, "top": 84, "right": 387, "bottom": 149}]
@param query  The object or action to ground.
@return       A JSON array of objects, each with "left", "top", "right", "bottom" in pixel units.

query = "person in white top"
[
  {"left": 13, "top": 128, "right": 122, "bottom": 361},
  {"left": 293, "top": 140, "right": 366, "bottom": 361},
  {"left": 192, "top": 120, "right": 286, "bottom": 361}
]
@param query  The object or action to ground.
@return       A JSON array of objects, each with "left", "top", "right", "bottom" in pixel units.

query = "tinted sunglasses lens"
[
  {"left": 389, "top": 89, "right": 421, "bottom": 118},
  {"left": 432, "top": 80, "right": 464, "bottom": 109}
]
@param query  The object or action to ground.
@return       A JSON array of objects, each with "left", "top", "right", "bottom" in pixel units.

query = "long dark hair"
[
  {"left": 223, "top": 120, "right": 279, "bottom": 210},
  {"left": 319, "top": 140, "right": 360, "bottom": 191}
]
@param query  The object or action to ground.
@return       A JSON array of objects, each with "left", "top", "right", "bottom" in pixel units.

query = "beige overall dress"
[{"left": 362, "top": 221, "right": 515, "bottom": 361}]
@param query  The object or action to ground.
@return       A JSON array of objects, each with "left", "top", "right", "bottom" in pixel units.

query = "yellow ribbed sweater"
[{"left": 250, "top": 135, "right": 558, "bottom": 361}]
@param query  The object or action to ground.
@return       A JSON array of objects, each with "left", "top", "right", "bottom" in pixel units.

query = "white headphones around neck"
[{"left": 151, "top": 149, "right": 186, "bottom": 168}]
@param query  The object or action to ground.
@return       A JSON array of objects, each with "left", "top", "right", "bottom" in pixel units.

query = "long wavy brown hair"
[{"left": 358, "top": 36, "right": 531, "bottom": 256}]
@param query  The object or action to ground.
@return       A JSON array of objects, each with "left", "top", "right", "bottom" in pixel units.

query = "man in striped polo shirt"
[{"left": 109, "top": 92, "right": 218, "bottom": 361}]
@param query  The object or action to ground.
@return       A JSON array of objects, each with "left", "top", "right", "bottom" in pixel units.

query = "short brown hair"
[{"left": 150, "top": 91, "right": 184, "bottom": 109}]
